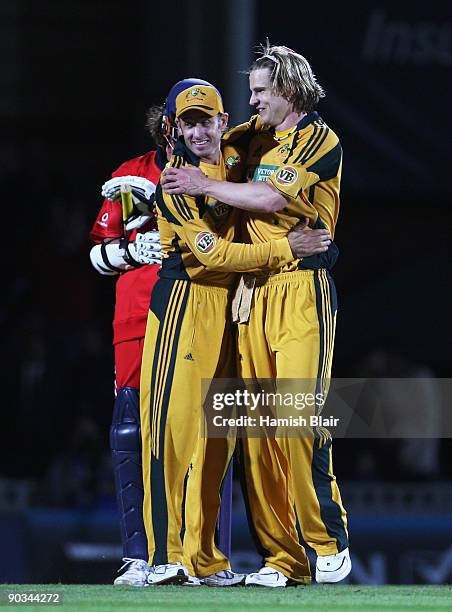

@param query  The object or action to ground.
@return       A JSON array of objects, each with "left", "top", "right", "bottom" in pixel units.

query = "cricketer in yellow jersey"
[
  {"left": 161, "top": 44, "right": 351, "bottom": 587},
  {"left": 141, "top": 82, "right": 331, "bottom": 586}
]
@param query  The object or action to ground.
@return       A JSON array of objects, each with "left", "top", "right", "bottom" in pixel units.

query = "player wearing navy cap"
[{"left": 90, "top": 78, "right": 237, "bottom": 586}]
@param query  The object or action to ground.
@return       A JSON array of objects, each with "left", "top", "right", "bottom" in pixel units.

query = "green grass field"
[{"left": 1, "top": 584, "right": 451, "bottom": 611}]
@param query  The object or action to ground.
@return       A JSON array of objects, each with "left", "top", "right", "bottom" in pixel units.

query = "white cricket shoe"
[
  {"left": 147, "top": 562, "right": 189, "bottom": 585},
  {"left": 113, "top": 558, "right": 149, "bottom": 587},
  {"left": 203, "top": 569, "right": 246, "bottom": 587},
  {"left": 183, "top": 575, "right": 204, "bottom": 587},
  {"left": 316, "top": 547, "right": 352, "bottom": 583},
  {"left": 245, "top": 566, "right": 288, "bottom": 588}
]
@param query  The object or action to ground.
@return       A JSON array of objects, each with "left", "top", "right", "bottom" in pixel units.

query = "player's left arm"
[{"left": 162, "top": 167, "right": 286, "bottom": 212}]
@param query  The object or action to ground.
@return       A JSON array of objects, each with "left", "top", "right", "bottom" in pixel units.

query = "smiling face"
[
  {"left": 249, "top": 67, "right": 294, "bottom": 130},
  {"left": 176, "top": 110, "right": 228, "bottom": 164}
]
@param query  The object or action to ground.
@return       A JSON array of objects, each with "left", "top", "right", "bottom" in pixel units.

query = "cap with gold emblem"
[{"left": 176, "top": 85, "right": 224, "bottom": 118}]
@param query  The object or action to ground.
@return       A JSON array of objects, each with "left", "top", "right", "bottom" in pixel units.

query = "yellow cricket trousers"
[
  {"left": 238, "top": 269, "right": 348, "bottom": 581},
  {"left": 140, "top": 277, "right": 235, "bottom": 576}
]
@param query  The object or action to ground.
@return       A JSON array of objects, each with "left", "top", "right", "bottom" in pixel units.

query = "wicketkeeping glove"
[
  {"left": 125, "top": 214, "right": 153, "bottom": 231},
  {"left": 101, "top": 175, "right": 157, "bottom": 215}
]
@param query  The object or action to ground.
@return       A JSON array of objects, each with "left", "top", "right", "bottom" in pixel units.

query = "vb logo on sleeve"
[
  {"left": 274, "top": 166, "right": 298, "bottom": 186},
  {"left": 195, "top": 231, "right": 217, "bottom": 254}
]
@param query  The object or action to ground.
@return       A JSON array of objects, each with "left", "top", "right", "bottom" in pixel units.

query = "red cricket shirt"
[{"left": 90, "top": 150, "right": 164, "bottom": 344}]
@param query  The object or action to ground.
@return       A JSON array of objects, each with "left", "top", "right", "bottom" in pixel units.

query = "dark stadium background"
[{"left": 2, "top": 0, "right": 451, "bottom": 584}]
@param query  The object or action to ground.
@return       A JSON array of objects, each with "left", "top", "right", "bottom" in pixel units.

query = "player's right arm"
[
  {"left": 165, "top": 170, "right": 286, "bottom": 213},
  {"left": 160, "top": 114, "right": 287, "bottom": 211},
  {"left": 162, "top": 128, "right": 342, "bottom": 216}
]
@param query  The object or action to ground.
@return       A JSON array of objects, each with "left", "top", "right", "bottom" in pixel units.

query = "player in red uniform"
[{"left": 89, "top": 79, "right": 217, "bottom": 586}]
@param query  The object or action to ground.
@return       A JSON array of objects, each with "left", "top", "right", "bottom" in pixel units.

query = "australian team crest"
[
  {"left": 225, "top": 155, "right": 240, "bottom": 167},
  {"left": 185, "top": 88, "right": 206, "bottom": 101},
  {"left": 278, "top": 143, "right": 291, "bottom": 156}
]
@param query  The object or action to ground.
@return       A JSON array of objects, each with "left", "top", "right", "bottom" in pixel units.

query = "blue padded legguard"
[{"left": 110, "top": 387, "right": 148, "bottom": 560}]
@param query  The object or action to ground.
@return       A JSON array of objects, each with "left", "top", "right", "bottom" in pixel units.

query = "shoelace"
[
  {"left": 117, "top": 558, "right": 147, "bottom": 573},
  {"left": 217, "top": 570, "right": 234, "bottom": 578}
]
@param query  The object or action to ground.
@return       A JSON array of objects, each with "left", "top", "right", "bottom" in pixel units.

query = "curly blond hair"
[{"left": 250, "top": 40, "right": 325, "bottom": 114}]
